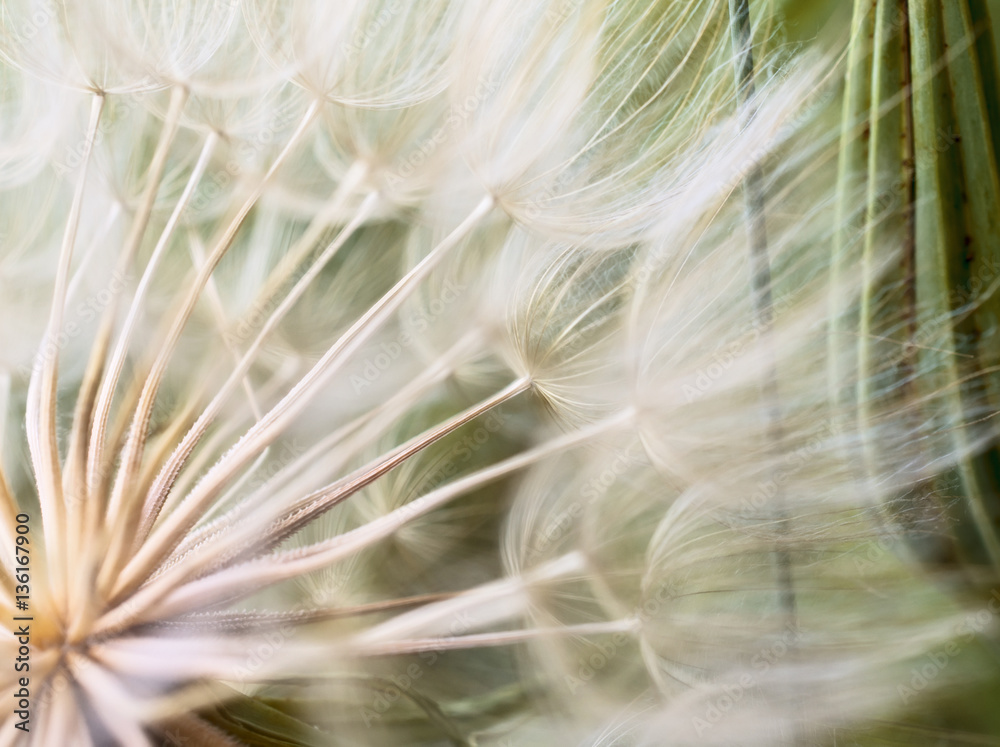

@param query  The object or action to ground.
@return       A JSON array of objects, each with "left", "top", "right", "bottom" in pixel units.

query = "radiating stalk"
[
  {"left": 108, "top": 375, "right": 531, "bottom": 617},
  {"left": 249, "top": 159, "right": 371, "bottom": 318},
  {"left": 66, "top": 85, "right": 189, "bottom": 515},
  {"left": 85, "top": 129, "right": 220, "bottom": 508},
  {"left": 66, "top": 130, "right": 220, "bottom": 641},
  {"left": 168, "top": 333, "right": 481, "bottom": 562},
  {"left": 93, "top": 411, "right": 631, "bottom": 633},
  {"left": 348, "top": 619, "right": 639, "bottom": 657},
  {"left": 107, "top": 195, "right": 496, "bottom": 601},
  {"left": 148, "top": 358, "right": 301, "bottom": 529},
  {"left": 188, "top": 231, "right": 264, "bottom": 419},
  {"left": 165, "top": 592, "right": 458, "bottom": 633},
  {"left": 68, "top": 654, "right": 153, "bottom": 747},
  {"left": 95, "top": 100, "right": 323, "bottom": 585},
  {"left": 0, "top": 375, "right": 22, "bottom": 578},
  {"left": 256, "top": 376, "right": 532, "bottom": 549},
  {"left": 65, "top": 202, "right": 123, "bottom": 302},
  {"left": 133, "top": 191, "right": 381, "bottom": 547},
  {"left": 24, "top": 92, "right": 105, "bottom": 618}
]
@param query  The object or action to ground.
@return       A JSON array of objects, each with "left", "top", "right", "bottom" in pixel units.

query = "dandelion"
[{"left": 0, "top": 0, "right": 998, "bottom": 745}]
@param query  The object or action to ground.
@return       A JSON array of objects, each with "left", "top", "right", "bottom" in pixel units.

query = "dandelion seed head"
[{"left": 0, "top": 0, "right": 995, "bottom": 743}]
